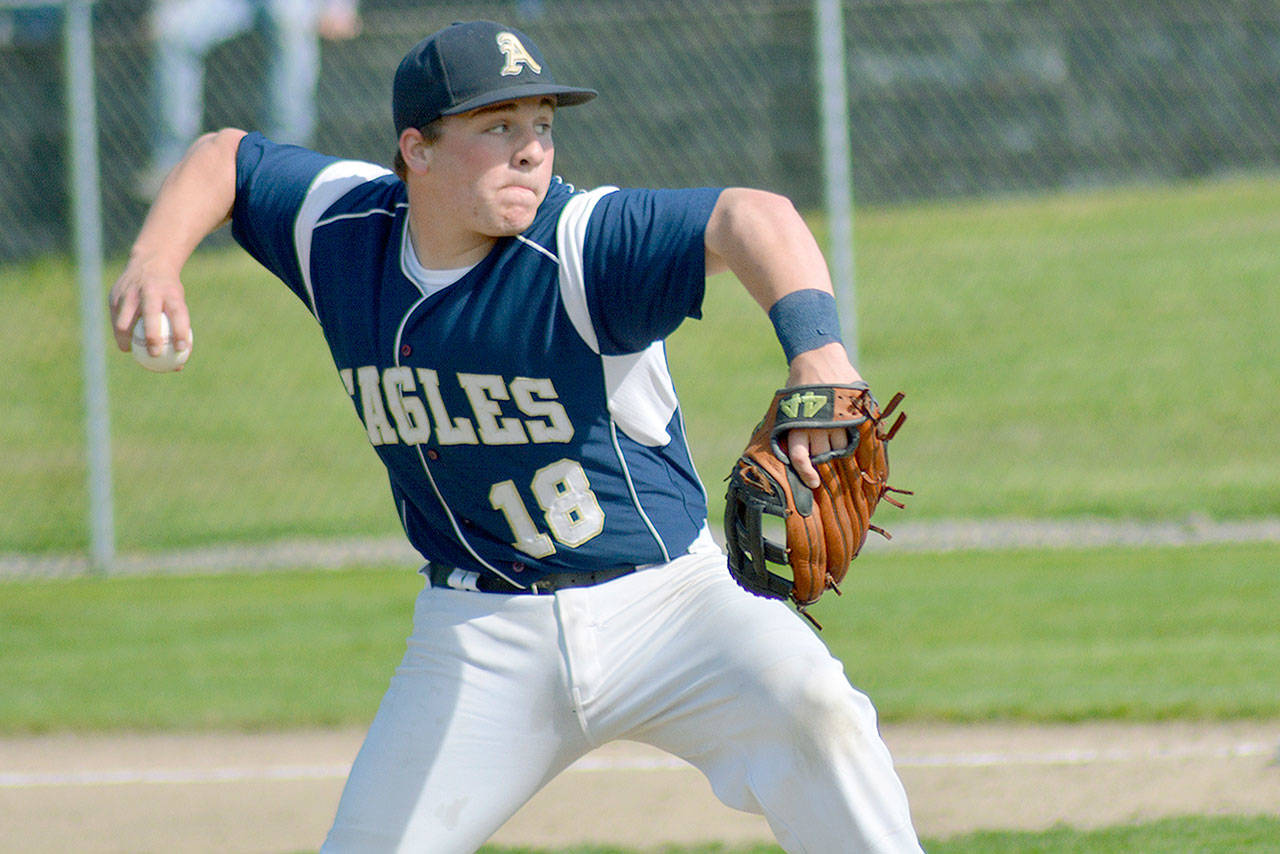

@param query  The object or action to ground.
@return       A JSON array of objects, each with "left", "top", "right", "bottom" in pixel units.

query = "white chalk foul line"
[
  {"left": 2, "top": 740, "right": 1274, "bottom": 789},
  {"left": 891, "top": 740, "right": 1278, "bottom": 769},
  {"left": 0, "top": 763, "right": 352, "bottom": 788}
]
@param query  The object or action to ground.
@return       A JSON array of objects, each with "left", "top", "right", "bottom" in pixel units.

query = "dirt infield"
[{"left": 3, "top": 720, "right": 1277, "bottom": 852}]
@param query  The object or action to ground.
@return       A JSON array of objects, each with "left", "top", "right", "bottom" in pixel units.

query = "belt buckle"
[
  {"left": 428, "top": 563, "right": 634, "bottom": 595},
  {"left": 448, "top": 568, "right": 483, "bottom": 592}
]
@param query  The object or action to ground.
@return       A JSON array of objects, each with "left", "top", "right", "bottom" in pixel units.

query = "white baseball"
[{"left": 131, "top": 313, "right": 192, "bottom": 373}]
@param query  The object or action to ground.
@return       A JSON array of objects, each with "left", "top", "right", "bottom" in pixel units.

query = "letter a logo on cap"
[{"left": 496, "top": 31, "right": 542, "bottom": 76}]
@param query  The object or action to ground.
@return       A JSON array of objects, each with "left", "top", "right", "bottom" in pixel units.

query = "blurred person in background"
[{"left": 138, "top": 0, "right": 360, "bottom": 196}]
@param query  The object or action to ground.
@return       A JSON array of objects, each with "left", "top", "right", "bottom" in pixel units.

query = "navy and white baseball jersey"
[{"left": 231, "top": 133, "right": 723, "bottom": 585}]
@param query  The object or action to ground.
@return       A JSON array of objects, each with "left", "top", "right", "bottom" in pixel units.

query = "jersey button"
[
  {"left": 400, "top": 344, "right": 412, "bottom": 358},
  {"left": 426, "top": 449, "right": 439, "bottom": 460}
]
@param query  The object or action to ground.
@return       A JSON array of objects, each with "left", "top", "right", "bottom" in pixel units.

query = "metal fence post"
[
  {"left": 64, "top": 0, "right": 115, "bottom": 572},
  {"left": 815, "top": 0, "right": 858, "bottom": 366}
]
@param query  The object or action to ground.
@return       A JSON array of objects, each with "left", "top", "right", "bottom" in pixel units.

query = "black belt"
[{"left": 425, "top": 562, "right": 637, "bottom": 595}]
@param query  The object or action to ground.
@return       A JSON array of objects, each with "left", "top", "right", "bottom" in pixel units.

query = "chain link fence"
[
  {"left": 5, "top": 0, "right": 1280, "bottom": 566},
  {"left": 6, "top": 0, "right": 1280, "bottom": 260}
]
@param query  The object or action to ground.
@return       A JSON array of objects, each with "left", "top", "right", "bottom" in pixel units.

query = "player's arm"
[
  {"left": 703, "top": 187, "right": 860, "bottom": 488},
  {"left": 109, "top": 128, "right": 247, "bottom": 356},
  {"left": 318, "top": 0, "right": 361, "bottom": 40}
]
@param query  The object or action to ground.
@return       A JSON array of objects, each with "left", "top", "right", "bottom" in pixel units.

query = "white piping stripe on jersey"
[
  {"left": 314, "top": 202, "right": 405, "bottom": 230},
  {"left": 672, "top": 396, "right": 709, "bottom": 508},
  {"left": 609, "top": 421, "right": 671, "bottom": 563},
  {"left": 555, "top": 186, "right": 618, "bottom": 354},
  {"left": 294, "top": 160, "right": 394, "bottom": 321},
  {"left": 515, "top": 233, "right": 558, "bottom": 262},
  {"left": 393, "top": 292, "right": 513, "bottom": 584},
  {"left": 408, "top": 441, "right": 513, "bottom": 583},
  {"left": 392, "top": 292, "right": 426, "bottom": 364},
  {"left": 398, "top": 217, "right": 426, "bottom": 297}
]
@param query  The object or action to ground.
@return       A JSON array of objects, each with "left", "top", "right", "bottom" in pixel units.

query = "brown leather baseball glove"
[{"left": 723, "top": 382, "right": 908, "bottom": 627}]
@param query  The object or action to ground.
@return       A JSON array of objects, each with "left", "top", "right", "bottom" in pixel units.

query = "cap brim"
[{"left": 440, "top": 84, "right": 598, "bottom": 116}]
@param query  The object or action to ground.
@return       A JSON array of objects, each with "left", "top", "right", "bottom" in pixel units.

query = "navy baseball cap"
[{"left": 393, "top": 21, "right": 597, "bottom": 135}]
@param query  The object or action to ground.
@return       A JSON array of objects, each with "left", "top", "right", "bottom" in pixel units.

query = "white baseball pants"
[{"left": 320, "top": 540, "right": 922, "bottom": 853}]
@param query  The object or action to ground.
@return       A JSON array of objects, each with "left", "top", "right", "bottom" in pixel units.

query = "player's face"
[{"left": 431, "top": 97, "right": 556, "bottom": 237}]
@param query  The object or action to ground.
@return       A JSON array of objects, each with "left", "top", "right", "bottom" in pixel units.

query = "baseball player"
[{"left": 110, "top": 20, "right": 923, "bottom": 853}]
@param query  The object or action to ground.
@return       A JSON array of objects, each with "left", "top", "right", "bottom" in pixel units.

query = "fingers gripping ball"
[
  {"left": 131, "top": 314, "right": 192, "bottom": 372},
  {"left": 723, "top": 383, "right": 909, "bottom": 627}
]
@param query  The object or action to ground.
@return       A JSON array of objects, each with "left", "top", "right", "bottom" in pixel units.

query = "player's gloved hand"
[
  {"left": 723, "top": 382, "right": 909, "bottom": 628},
  {"left": 776, "top": 341, "right": 859, "bottom": 489}
]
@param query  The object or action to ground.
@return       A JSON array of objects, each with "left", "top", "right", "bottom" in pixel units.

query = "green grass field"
[
  {"left": 2, "top": 541, "right": 1275, "bottom": 732},
  {"left": 4, "top": 175, "right": 1279, "bottom": 852},
  {"left": 477, "top": 815, "right": 1280, "bottom": 853},
  {"left": 3, "top": 174, "right": 1278, "bottom": 553}
]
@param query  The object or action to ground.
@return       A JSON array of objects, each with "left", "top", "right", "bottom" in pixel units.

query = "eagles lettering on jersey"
[
  {"left": 231, "top": 133, "right": 722, "bottom": 582},
  {"left": 338, "top": 367, "right": 574, "bottom": 448}
]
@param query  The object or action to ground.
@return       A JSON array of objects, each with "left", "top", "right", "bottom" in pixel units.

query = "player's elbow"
[
  {"left": 200, "top": 127, "right": 249, "bottom": 154},
  {"left": 705, "top": 188, "right": 805, "bottom": 273},
  {"left": 717, "top": 187, "right": 799, "bottom": 229}
]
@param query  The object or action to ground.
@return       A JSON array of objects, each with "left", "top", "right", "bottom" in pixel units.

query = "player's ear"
[{"left": 398, "top": 128, "right": 432, "bottom": 174}]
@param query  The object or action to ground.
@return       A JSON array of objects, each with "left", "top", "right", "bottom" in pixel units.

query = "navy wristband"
[{"left": 767, "top": 289, "right": 843, "bottom": 362}]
